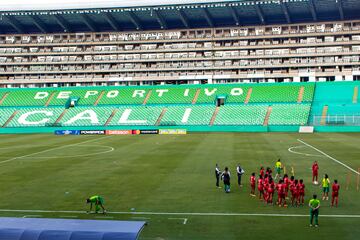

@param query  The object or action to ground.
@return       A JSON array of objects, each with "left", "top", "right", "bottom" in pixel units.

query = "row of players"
[{"left": 215, "top": 160, "right": 340, "bottom": 207}]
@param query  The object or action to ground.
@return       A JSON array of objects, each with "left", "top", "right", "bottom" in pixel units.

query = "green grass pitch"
[{"left": 0, "top": 133, "right": 359, "bottom": 240}]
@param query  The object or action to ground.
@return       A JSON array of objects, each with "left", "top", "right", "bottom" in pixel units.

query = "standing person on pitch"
[
  {"left": 257, "top": 175, "right": 264, "bottom": 200},
  {"left": 331, "top": 180, "right": 340, "bottom": 207},
  {"left": 321, "top": 174, "right": 331, "bottom": 200},
  {"left": 267, "top": 177, "right": 275, "bottom": 205},
  {"left": 274, "top": 159, "right": 282, "bottom": 180},
  {"left": 312, "top": 161, "right": 319, "bottom": 184},
  {"left": 221, "top": 167, "right": 231, "bottom": 193},
  {"left": 309, "top": 194, "right": 320, "bottom": 227},
  {"left": 250, "top": 173, "right": 256, "bottom": 197},
  {"left": 215, "top": 164, "right": 222, "bottom": 188},
  {"left": 283, "top": 174, "right": 290, "bottom": 199},
  {"left": 236, "top": 164, "right": 245, "bottom": 187},
  {"left": 298, "top": 179, "right": 305, "bottom": 206}
]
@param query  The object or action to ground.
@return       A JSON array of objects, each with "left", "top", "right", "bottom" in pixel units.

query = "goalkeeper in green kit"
[
  {"left": 309, "top": 194, "right": 320, "bottom": 227},
  {"left": 86, "top": 195, "right": 107, "bottom": 214}
]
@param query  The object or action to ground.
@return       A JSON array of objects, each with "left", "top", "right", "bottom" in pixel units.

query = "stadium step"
[
  {"left": 155, "top": 108, "right": 167, "bottom": 126},
  {"left": 209, "top": 106, "right": 220, "bottom": 126},
  {"left": 297, "top": 86, "right": 305, "bottom": 103},
  {"left": 263, "top": 106, "right": 272, "bottom": 126},
  {"left": 320, "top": 105, "right": 328, "bottom": 126},
  {"left": 94, "top": 90, "right": 105, "bottom": 106},
  {"left": 0, "top": 92, "right": 9, "bottom": 105},
  {"left": 143, "top": 90, "right": 152, "bottom": 105},
  {"left": 244, "top": 88, "right": 253, "bottom": 104},
  {"left": 54, "top": 109, "right": 68, "bottom": 125},
  {"left": 192, "top": 89, "right": 201, "bottom": 104},
  {"left": 353, "top": 86, "right": 358, "bottom": 104},
  {"left": 2, "top": 110, "right": 18, "bottom": 128},
  {"left": 105, "top": 109, "right": 118, "bottom": 126},
  {"left": 44, "top": 92, "right": 56, "bottom": 107}
]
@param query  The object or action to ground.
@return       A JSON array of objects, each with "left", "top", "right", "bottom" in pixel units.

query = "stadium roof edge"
[
  {"left": 0, "top": 0, "right": 241, "bottom": 11},
  {"left": 0, "top": 0, "right": 359, "bottom": 34}
]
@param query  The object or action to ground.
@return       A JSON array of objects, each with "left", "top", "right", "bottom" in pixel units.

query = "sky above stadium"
[{"left": 0, "top": 0, "right": 237, "bottom": 11}]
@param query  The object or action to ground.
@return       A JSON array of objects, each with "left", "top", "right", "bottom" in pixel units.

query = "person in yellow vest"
[
  {"left": 321, "top": 174, "right": 331, "bottom": 200},
  {"left": 309, "top": 194, "right": 320, "bottom": 227},
  {"left": 274, "top": 159, "right": 282, "bottom": 180},
  {"left": 86, "top": 195, "right": 106, "bottom": 214}
]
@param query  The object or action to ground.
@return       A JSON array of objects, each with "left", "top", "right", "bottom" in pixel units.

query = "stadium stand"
[{"left": 0, "top": 82, "right": 326, "bottom": 128}]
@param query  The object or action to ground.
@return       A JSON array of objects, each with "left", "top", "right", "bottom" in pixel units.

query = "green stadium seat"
[
  {"left": 6, "top": 107, "right": 63, "bottom": 127},
  {"left": 108, "top": 106, "right": 163, "bottom": 126},
  {"left": 269, "top": 104, "right": 311, "bottom": 125},
  {"left": 160, "top": 105, "right": 215, "bottom": 125},
  {"left": 1, "top": 89, "right": 53, "bottom": 107},
  {"left": 0, "top": 108, "right": 17, "bottom": 126},
  {"left": 214, "top": 104, "right": 267, "bottom": 125},
  {"left": 249, "top": 85, "right": 302, "bottom": 103},
  {"left": 146, "top": 87, "right": 197, "bottom": 104},
  {"left": 60, "top": 107, "right": 114, "bottom": 126},
  {"left": 196, "top": 85, "right": 249, "bottom": 104},
  {"left": 98, "top": 88, "right": 151, "bottom": 105}
]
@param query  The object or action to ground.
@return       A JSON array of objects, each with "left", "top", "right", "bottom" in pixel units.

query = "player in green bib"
[
  {"left": 86, "top": 195, "right": 106, "bottom": 214},
  {"left": 274, "top": 159, "right": 282, "bottom": 180},
  {"left": 321, "top": 174, "right": 331, "bottom": 200},
  {"left": 309, "top": 194, "right": 320, "bottom": 227}
]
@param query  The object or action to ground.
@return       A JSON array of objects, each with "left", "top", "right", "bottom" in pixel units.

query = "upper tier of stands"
[{"left": 0, "top": 82, "right": 314, "bottom": 107}]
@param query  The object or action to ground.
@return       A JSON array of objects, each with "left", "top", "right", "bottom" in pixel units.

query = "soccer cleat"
[
  {"left": 309, "top": 224, "right": 313, "bottom": 227},
  {"left": 315, "top": 225, "right": 319, "bottom": 228}
]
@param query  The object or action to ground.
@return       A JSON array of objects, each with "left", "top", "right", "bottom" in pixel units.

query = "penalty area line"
[
  {"left": 0, "top": 136, "right": 112, "bottom": 165},
  {"left": 0, "top": 209, "right": 359, "bottom": 218},
  {"left": 297, "top": 139, "right": 360, "bottom": 175}
]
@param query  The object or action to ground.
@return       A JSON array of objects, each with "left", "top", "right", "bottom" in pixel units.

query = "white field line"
[
  {"left": 298, "top": 139, "right": 360, "bottom": 175},
  {"left": 288, "top": 146, "right": 323, "bottom": 157},
  {"left": 0, "top": 136, "right": 112, "bottom": 164},
  {"left": 168, "top": 217, "right": 188, "bottom": 224},
  {"left": 0, "top": 209, "right": 359, "bottom": 218}
]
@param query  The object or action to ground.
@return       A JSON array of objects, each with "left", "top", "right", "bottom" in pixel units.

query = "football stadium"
[{"left": 0, "top": 0, "right": 359, "bottom": 239}]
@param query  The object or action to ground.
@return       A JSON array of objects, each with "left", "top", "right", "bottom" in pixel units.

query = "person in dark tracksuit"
[
  {"left": 215, "top": 164, "right": 221, "bottom": 188},
  {"left": 221, "top": 167, "right": 231, "bottom": 193},
  {"left": 236, "top": 164, "right": 244, "bottom": 187}
]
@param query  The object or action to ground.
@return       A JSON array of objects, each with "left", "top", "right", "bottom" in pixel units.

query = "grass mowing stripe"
[
  {"left": 0, "top": 209, "right": 359, "bottom": 218},
  {"left": 298, "top": 139, "right": 360, "bottom": 175},
  {"left": 0, "top": 136, "right": 111, "bottom": 165}
]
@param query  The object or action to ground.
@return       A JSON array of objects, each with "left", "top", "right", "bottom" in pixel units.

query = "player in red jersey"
[
  {"left": 263, "top": 174, "right": 269, "bottom": 202},
  {"left": 281, "top": 179, "right": 288, "bottom": 207},
  {"left": 260, "top": 167, "right": 265, "bottom": 178},
  {"left": 290, "top": 179, "right": 299, "bottom": 207},
  {"left": 331, "top": 180, "right": 340, "bottom": 207},
  {"left": 258, "top": 175, "right": 264, "bottom": 200},
  {"left": 312, "top": 161, "right": 319, "bottom": 184},
  {"left": 298, "top": 179, "right": 305, "bottom": 205},
  {"left": 250, "top": 173, "right": 256, "bottom": 197},
  {"left": 289, "top": 175, "right": 295, "bottom": 187},
  {"left": 267, "top": 178, "right": 275, "bottom": 205},
  {"left": 276, "top": 179, "right": 286, "bottom": 207},
  {"left": 283, "top": 174, "right": 290, "bottom": 199},
  {"left": 266, "top": 167, "right": 272, "bottom": 178}
]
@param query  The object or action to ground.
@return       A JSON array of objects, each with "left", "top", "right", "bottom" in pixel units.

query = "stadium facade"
[{"left": 0, "top": 0, "right": 360, "bottom": 88}]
